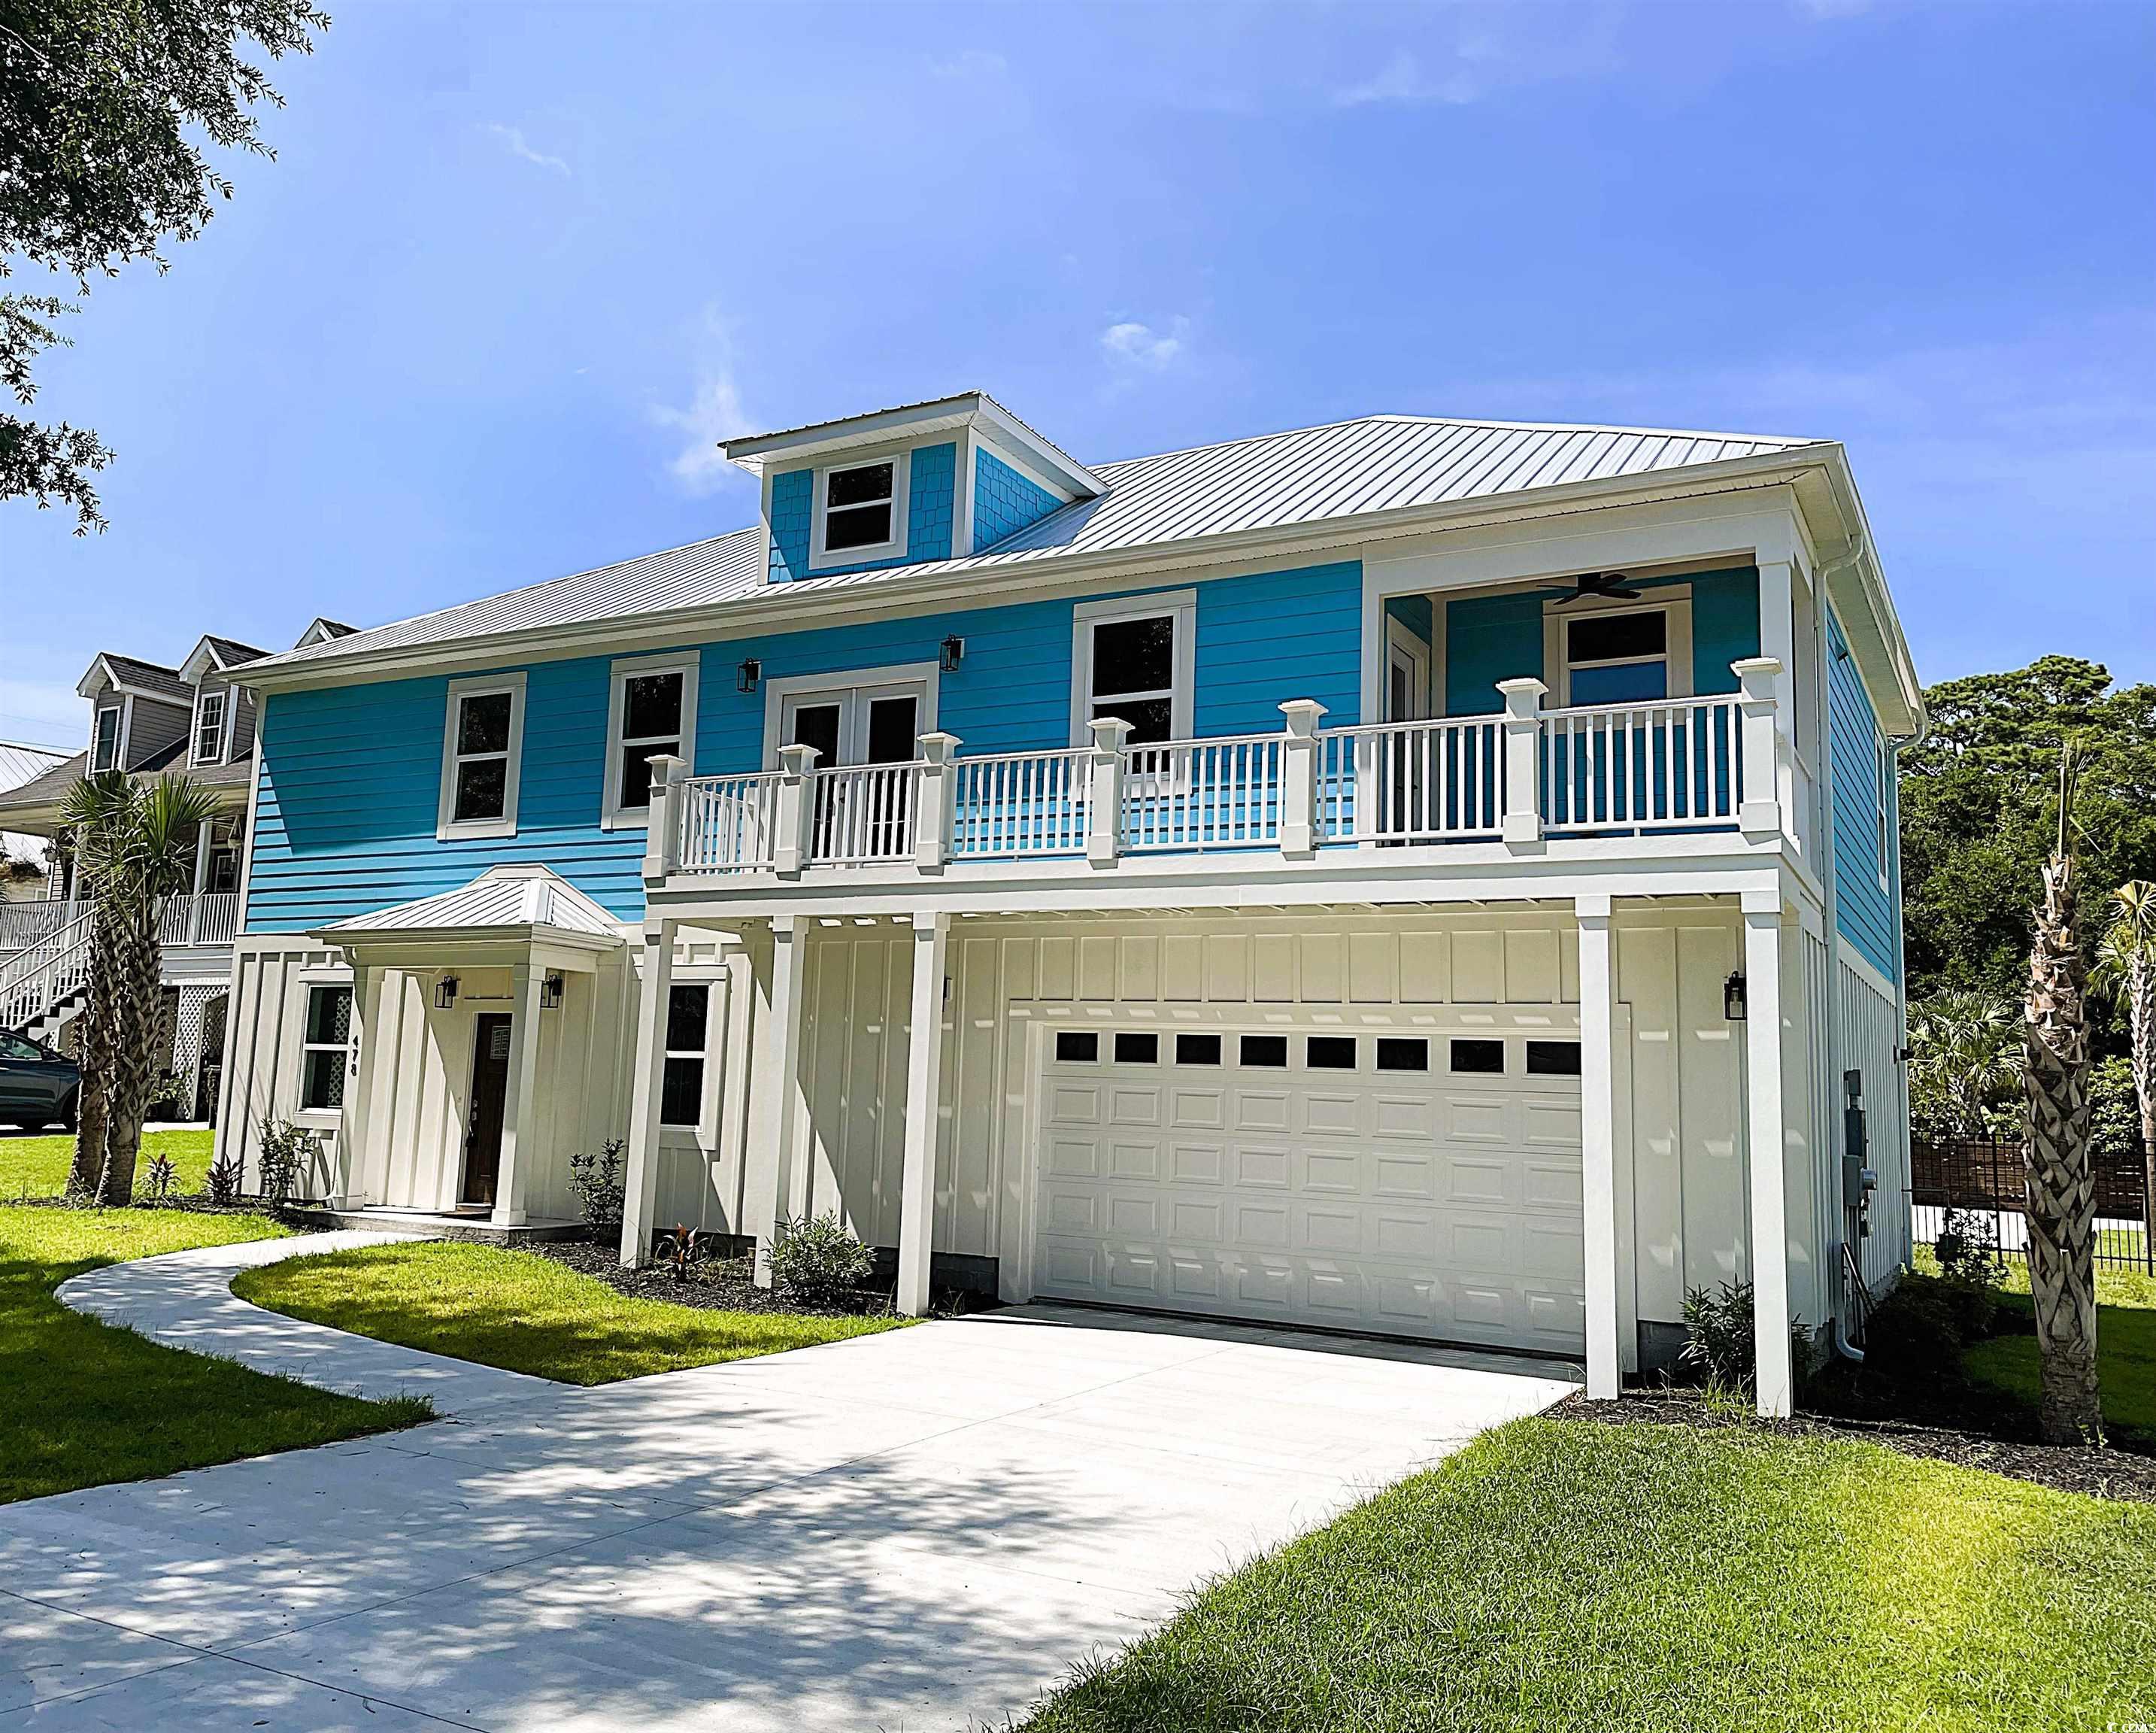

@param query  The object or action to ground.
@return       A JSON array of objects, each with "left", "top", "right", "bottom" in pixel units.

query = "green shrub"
[
  {"left": 568, "top": 1139, "right": 626, "bottom": 1237},
  {"left": 1866, "top": 1276, "right": 1966, "bottom": 1384},
  {"left": 254, "top": 1117, "right": 314, "bottom": 1205},
  {"left": 1680, "top": 1279, "right": 1757, "bottom": 1394},
  {"left": 1932, "top": 1210, "right": 2006, "bottom": 1339},
  {"left": 205, "top": 1150, "right": 241, "bottom": 1206},
  {"left": 769, "top": 1211, "right": 875, "bottom": 1307}
]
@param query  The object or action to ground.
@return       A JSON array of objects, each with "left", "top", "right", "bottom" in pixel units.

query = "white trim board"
[
  {"left": 760, "top": 661, "right": 941, "bottom": 769},
  {"left": 602, "top": 654, "right": 702, "bottom": 832},
  {"left": 1069, "top": 588, "right": 1197, "bottom": 747},
  {"left": 435, "top": 672, "right": 527, "bottom": 842}
]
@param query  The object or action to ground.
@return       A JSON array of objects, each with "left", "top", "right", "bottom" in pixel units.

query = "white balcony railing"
[
  {"left": 657, "top": 657, "right": 1795, "bottom": 881},
  {"left": 157, "top": 891, "right": 241, "bottom": 948}
]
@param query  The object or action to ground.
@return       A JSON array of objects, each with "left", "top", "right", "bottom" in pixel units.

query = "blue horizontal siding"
[
  {"left": 246, "top": 559, "right": 1366, "bottom": 931},
  {"left": 1828, "top": 606, "right": 1900, "bottom": 982}
]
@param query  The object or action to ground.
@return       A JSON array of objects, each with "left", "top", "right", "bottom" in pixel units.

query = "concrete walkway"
[
  {"left": 7, "top": 1233, "right": 1581, "bottom": 1731},
  {"left": 56, "top": 1231, "right": 553, "bottom": 1411}
]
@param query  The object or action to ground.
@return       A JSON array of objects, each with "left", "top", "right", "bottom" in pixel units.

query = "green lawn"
[
  {"left": 1, "top": 1205, "right": 430, "bottom": 1505},
  {"left": 1020, "top": 1417, "right": 2156, "bottom": 1733},
  {"left": 1964, "top": 1262, "right": 2156, "bottom": 1443},
  {"left": 233, "top": 1239, "right": 911, "bottom": 1385},
  {"left": 0, "top": 1128, "right": 216, "bottom": 1201}
]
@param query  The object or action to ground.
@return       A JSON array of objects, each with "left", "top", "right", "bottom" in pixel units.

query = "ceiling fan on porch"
[{"left": 1541, "top": 571, "right": 1644, "bottom": 606}]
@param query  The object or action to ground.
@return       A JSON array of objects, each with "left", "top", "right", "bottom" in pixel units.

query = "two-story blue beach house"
[{"left": 218, "top": 392, "right": 1923, "bottom": 1416}]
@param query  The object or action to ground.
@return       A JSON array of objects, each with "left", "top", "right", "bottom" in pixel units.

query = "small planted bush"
[
  {"left": 1678, "top": 1279, "right": 1812, "bottom": 1401},
  {"left": 569, "top": 1139, "right": 626, "bottom": 1237},
  {"left": 205, "top": 1149, "right": 242, "bottom": 1206},
  {"left": 653, "top": 1222, "right": 711, "bottom": 1281},
  {"left": 142, "top": 1152, "right": 177, "bottom": 1200},
  {"left": 1864, "top": 1274, "right": 1968, "bottom": 1385},
  {"left": 254, "top": 1116, "right": 315, "bottom": 1205},
  {"left": 1932, "top": 1209, "right": 2006, "bottom": 1340},
  {"left": 769, "top": 1211, "right": 875, "bottom": 1308}
]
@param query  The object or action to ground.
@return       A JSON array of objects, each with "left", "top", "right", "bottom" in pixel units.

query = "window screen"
[
  {"left": 823, "top": 461, "right": 896, "bottom": 551},
  {"left": 1449, "top": 1038, "right": 1506, "bottom": 1075},
  {"left": 660, "top": 983, "right": 710, "bottom": 1126}
]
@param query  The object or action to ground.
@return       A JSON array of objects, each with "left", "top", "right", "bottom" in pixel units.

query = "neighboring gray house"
[
  {"left": 0, "top": 620, "right": 355, "bottom": 1118},
  {"left": 2, "top": 742, "right": 65, "bottom": 901}
]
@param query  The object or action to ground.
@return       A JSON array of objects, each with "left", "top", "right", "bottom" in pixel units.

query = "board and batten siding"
[
  {"left": 1827, "top": 606, "right": 1900, "bottom": 982},
  {"left": 244, "top": 560, "right": 1366, "bottom": 932}
]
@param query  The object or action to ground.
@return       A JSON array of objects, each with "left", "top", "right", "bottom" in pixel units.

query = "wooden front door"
[{"left": 461, "top": 1013, "right": 514, "bottom": 1208}]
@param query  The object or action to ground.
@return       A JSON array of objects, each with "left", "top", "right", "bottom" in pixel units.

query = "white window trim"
[
  {"left": 1069, "top": 589, "right": 1197, "bottom": 748},
  {"left": 299, "top": 982, "right": 353, "bottom": 1116},
  {"left": 1542, "top": 587, "right": 1694, "bottom": 709},
  {"left": 602, "top": 654, "right": 700, "bottom": 830},
  {"left": 658, "top": 976, "right": 716, "bottom": 1136},
  {"left": 192, "top": 687, "right": 229, "bottom": 767},
  {"left": 1384, "top": 616, "right": 1431, "bottom": 721},
  {"left": 1876, "top": 731, "right": 1894, "bottom": 894},
  {"left": 808, "top": 448, "right": 911, "bottom": 572},
  {"left": 91, "top": 704, "right": 123, "bottom": 773},
  {"left": 436, "top": 672, "right": 526, "bottom": 842},
  {"left": 760, "top": 662, "right": 939, "bottom": 769}
]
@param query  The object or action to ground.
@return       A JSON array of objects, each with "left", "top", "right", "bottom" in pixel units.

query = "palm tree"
[
  {"left": 1908, "top": 988, "right": 2023, "bottom": 1138},
  {"left": 2022, "top": 745, "right": 2102, "bottom": 1443},
  {"left": 2094, "top": 880, "right": 2156, "bottom": 1269},
  {"left": 59, "top": 772, "right": 220, "bottom": 1205},
  {"left": 102, "top": 776, "right": 222, "bottom": 1205},
  {"left": 56, "top": 772, "right": 135, "bottom": 1201}
]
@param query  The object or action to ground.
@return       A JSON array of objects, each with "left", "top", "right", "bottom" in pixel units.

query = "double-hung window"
[
  {"left": 1071, "top": 590, "right": 1196, "bottom": 746},
  {"left": 299, "top": 984, "right": 352, "bottom": 1112},
  {"left": 436, "top": 673, "right": 526, "bottom": 840},
  {"left": 193, "top": 690, "right": 227, "bottom": 766},
  {"left": 810, "top": 453, "right": 910, "bottom": 569},
  {"left": 659, "top": 983, "right": 710, "bottom": 1128},
  {"left": 92, "top": 706, "right": 121, "bottom": 772},
  {"left": 1549, "top": 594, "right": 1694, "bottom": 708},
  {"left": 604, "top": 656, "right": 700, "bottom": 827}
]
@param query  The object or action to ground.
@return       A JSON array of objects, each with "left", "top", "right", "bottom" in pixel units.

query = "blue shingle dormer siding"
[
  {"left": 972, "top": 447, "right": 1066, "bottom": 551},
  {"left": 766, "top": 442, "right": 957, "bottom": 582}
]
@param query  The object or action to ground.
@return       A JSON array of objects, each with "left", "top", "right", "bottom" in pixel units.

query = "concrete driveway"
[{"left": 4, "top": 1271, "right": 1576, "bottom": 1730}]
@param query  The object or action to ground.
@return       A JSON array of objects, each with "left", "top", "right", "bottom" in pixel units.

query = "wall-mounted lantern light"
[
  {"left": 736, "top": 658, "right": 762, "bottom": 694},
  {"left": 435, "top": 973, "right": 459, "bottom": 1009},
  {"left": 541, "top": 972, "right": 565, "bottom": 1009},
  {"left": 939, "top": 635, "right": 965, "bottom": 672},
  {"left": 1723, "top": 970, "right": 1748, "bottom": 1021}
]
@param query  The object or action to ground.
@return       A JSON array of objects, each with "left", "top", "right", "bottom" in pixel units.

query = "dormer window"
[
  {"left": 193, "top": 690, "right": 227, "bottom": 766},
  {"left": 811, "top": 452, "right": 910, "bottom": 569},
  {"left": 92, "top": 706, "right": 121, "bottom": 772}
]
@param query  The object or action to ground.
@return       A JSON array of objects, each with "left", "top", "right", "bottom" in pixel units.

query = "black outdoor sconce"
[
  {"left": 1723, "top": 970, "right": 1748, "bottom": 1021},
  {"left": 736, "top": 658, "right": 762, "bottom": 694},
  {"left": 435, "top": 973, "right": 459, "bottom": 1009},
  {"left": 541, "top": 973, "right": 565, "bottom": 1009},
  {"left": 940, "top": 635, "right": 965, "bottom": 672}
]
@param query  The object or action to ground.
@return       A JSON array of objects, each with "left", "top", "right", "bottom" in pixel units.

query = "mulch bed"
[
  {"left": 1560, "top": 1388, "right": 2156, "bottom": 1504},
  {"left": 532, "top": 1237, "right": 994, "bottom": 1322}
]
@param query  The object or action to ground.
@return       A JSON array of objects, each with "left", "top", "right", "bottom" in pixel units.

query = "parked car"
[{"left": 0, "top": 1030, "right": 80, "bottom": 1131}]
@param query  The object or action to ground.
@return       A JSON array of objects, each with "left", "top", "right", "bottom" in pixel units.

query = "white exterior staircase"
[{"left": 0, "top": 905, "right": 93, "bottom": 1042}]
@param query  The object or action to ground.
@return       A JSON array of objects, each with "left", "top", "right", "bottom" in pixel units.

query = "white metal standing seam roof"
[
  {"left": 259, "top": 414, "right": 1824, "bottom": 673},
  {"left": 313, "top": 864, "right": 623, "bottom": 939}
]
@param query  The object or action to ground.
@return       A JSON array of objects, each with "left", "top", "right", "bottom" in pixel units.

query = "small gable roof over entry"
[{"left": 314, "top": 864, "right": 623, "bottom": 948}]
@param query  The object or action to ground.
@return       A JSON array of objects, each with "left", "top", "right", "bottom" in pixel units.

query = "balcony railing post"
[
  {"left": 1733, "top": 657, "right": 1785, "bottom": 840},
  {"left": 1085, "top": 717, "right": 1132, "bottom": 866},
  {"left": 1496, "top": 677, "right": 1547, "bottom": 849},
  {"left": 772, "top": 743, "right": 820, "bottom": 878},
  {"left": 1277, "top": 700, "right": 1327, "bottom": 859},
  {"left": 641, "top": 754, "right": 687, "bottom": 885},
  {"left": 913, "top": 732, "right": 960, "bottom": 871}
]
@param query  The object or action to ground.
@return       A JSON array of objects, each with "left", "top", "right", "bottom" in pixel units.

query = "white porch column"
[
  {"left": 1277, "top": 700, "right": 1326, "bottom": 859},
  {"left": 1734, "top": 657, "right": 1785, "bottom": 840},
  {"left": 335, "top": 962, "right": 381, "bottom": 1209},
  {"left": 641, "top": 753, "right": 686, "bottom": 885},
  {"left": 1085, "top": 716, "right": 1130, "bottom": 866},
  {"left": 1743, "top": 886, "right": 1796, "bottom": 1418},
  {"left": 1498, "top": 677, "right": 1546, "bottom": 850},
  {"left": 187, "top": 821, "right": 213, "bottom": 942},
  {"left": 913, "top": 732, "right": 960, "bottom": 870},
  {"left": 895, "top": 911, "right": 950, "bottom": 1317},
  {"left": 491, "top": 958, "right": 547, "bottom": 1227},
  {"left": 1575, "top": 892, "right": 1622, "bottom": 1400},
  {"left": 772, "top": 743, "right": 819, "bottom": 878},
  {"left": 618, "top": 918, "right": 678, "bottom": 1265},
  {"left": 754, "top": 914, "right": 809, "bottom": 1285}
]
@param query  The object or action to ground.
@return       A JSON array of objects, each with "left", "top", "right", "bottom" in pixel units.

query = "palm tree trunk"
[
  {"left": 2132, "top": 952, "right": 2155, "bottom": 1276},
  {"left": 96, "top": 909, "right": 165, "bottom": 1206},
  {"left": 2024, "top": 845, "right": 2103, "bottom": 1444},
  {"left": 65, "top": 910, "right": 122, "bottom": 1200}
]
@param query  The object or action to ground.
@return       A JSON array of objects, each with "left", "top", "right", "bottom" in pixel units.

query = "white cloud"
[
  {"left": 1100, "top": 318, "right": 1189, "bottom": 372},
  {"left": 1334, "top": 46, "right": 1484, "bottom": 108},
  {"left": 649, "top": 309, "right": 756, "bottom": 496},
  {"left": 929, "top": 48, "right": 1008, "bottom": 80},
  {"left": 485, "top": 123, "right": 570, "bottom": 176},
  {"left": 1795, "top": 0, "right": 1873, "bottom": 17}
]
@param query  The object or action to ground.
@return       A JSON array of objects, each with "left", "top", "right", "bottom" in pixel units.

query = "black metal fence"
[{"left": 1910, "top": 1131, "right": 2154, "bottom": 1273}]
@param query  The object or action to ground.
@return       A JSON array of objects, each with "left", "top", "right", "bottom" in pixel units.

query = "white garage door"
[{"left": 1032, "top": 1025, "right": 1586, "bottom": 1353}]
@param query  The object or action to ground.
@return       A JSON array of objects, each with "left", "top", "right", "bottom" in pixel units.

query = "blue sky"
[{"left": 2, "top": 0, "right": 2150, "bottom": 751}]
